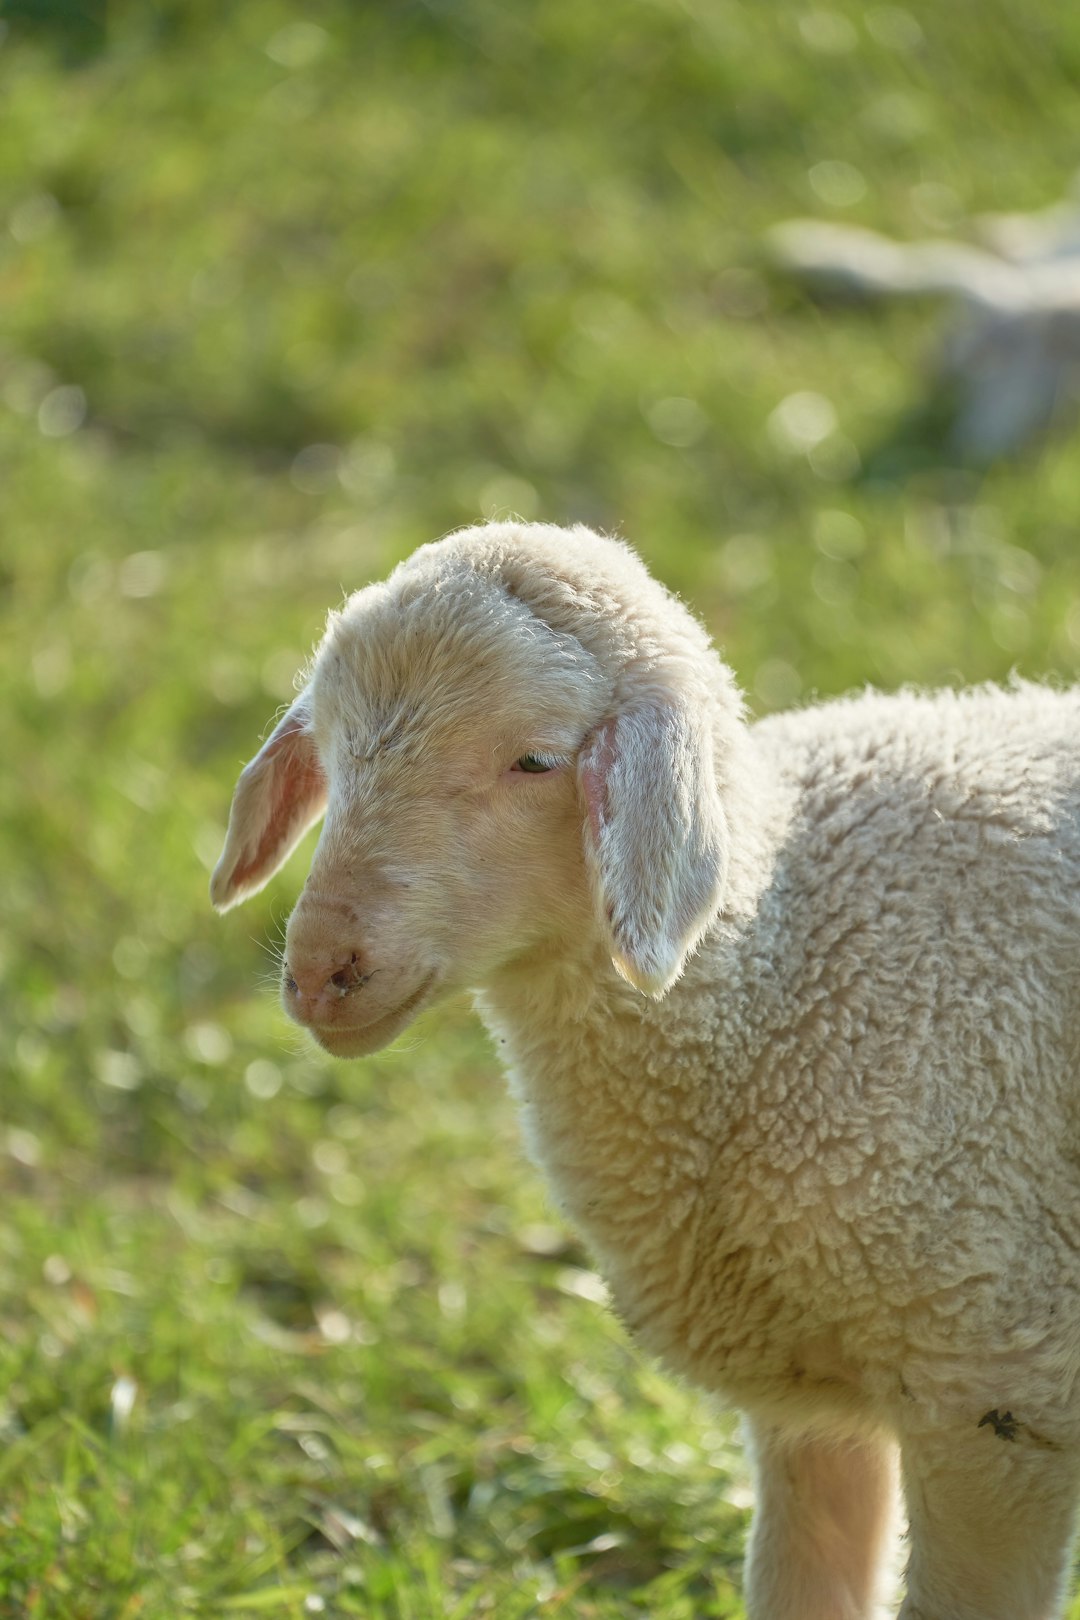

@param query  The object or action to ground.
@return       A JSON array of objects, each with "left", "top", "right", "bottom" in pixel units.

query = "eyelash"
[{"left": 510, "top": 751, "right": 564, "bottom": 774}]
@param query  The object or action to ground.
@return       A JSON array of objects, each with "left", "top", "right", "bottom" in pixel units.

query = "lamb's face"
[
  {"left": 213, "top": 524, "right": 733, "bottom": 1048},
  {"left": 278, "top": 568, "right": 609, "bottom": 1056}
]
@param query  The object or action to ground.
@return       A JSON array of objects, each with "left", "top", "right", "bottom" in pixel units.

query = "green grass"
[{"left": 5, "top": 0, "right": 1080, "bottom": 1613}]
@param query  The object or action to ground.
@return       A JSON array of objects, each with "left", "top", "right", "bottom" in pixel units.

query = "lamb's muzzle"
[{"left": 282, "top": 882, "right": 440, "bottom": 1051}]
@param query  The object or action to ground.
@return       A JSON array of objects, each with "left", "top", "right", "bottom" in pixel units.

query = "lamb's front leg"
[
  {"left": 743, "top": 1418, "right": 900, "bottom": 1620},
  {"left": 900, "top": 1416, "right": 1080, "bottom": 1620}
]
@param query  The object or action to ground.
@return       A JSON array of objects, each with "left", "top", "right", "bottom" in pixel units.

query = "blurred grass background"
[{"left": 4, "top": 0, "right": 1080, "bottom": 1614}]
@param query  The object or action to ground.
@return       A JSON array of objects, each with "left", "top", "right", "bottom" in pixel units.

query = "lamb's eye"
[{"left": 513, "top": 754, "right": 555, "bottom": 774}]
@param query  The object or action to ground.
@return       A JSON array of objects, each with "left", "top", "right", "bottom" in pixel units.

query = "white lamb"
[{"left": 212, "top": 521, "right": 1080, "bottom": 1620}]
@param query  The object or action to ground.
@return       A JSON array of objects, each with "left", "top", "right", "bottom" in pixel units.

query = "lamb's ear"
[
  {"left": 579, "top": 701, "right": 728, "bottom": 998},
  {"left": 210, "top": 694, "right": 327, "bottom": 913}
]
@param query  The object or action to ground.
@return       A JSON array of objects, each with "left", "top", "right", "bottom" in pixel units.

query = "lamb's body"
[
  {"left": 489, "top": 686, "right": 1080, "bottom": 1434},
  {"left": 213, "top": 523, "right": 1080, "bottom": 1618}
]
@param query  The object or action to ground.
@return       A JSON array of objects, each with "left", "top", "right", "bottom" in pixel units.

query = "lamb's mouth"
[{"left": 307, "top": 971, "right": 439, "bottom": 1058}]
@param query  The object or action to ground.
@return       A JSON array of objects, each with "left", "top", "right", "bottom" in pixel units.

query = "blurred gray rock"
[{"left": 767, "top": 191, "right": 1080, "bottom": 460}]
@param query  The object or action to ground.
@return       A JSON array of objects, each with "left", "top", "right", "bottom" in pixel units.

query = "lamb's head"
[{"left": 211, "top": 522, "right": 742, "bottom": 1056}]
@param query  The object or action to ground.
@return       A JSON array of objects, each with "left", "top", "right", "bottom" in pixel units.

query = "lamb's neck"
[{"left": 475, "top": 929, "right": 752, "bottom": 1274}]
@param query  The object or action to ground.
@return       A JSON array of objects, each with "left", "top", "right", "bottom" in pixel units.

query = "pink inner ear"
[
  {"left": 229, "top": 744, "right": 326, "bottom": 893},
  {"left": 581, "top": 719, "right": 616, "bottom": 842}
]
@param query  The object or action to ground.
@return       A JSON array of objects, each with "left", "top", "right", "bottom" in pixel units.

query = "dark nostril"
[
  {"left": 329, "top": 953, "right": 369, "bottom": 994},
  {"left": 284, "top": 972, "right": 299, "bottom": 995}
]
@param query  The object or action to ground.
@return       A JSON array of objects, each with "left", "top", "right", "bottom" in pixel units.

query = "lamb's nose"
[{"left": 283, "top": 953, "right": 370, "bottom": 1019}]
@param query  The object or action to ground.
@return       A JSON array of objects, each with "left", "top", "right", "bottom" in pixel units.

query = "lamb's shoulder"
[
  {"left": 741, "top": 681, "right": 1080, "bottom": 1136},
  {"left": 747, "top": 684, "right": 1080, "bottom": 1009},
  {"left": 754, "top": 681, "right": 1080, "bottom": 846}
]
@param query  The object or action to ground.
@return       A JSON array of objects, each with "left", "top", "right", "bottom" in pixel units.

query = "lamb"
[{"left": 212, "top": 520, "right": 1080, "bottom": 1620}]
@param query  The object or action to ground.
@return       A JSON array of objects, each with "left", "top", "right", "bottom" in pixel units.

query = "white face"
[
  {"left": 276, "top": 586, "right": 609, "bottom": 1056},
  {"left": 212, "top": 524, "right": 730, "bottom": 1046}
]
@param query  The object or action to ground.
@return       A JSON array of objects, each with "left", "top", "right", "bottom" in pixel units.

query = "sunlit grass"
[{"left": 5, "top": 0, "right": 1080, "bottom": 1612}]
